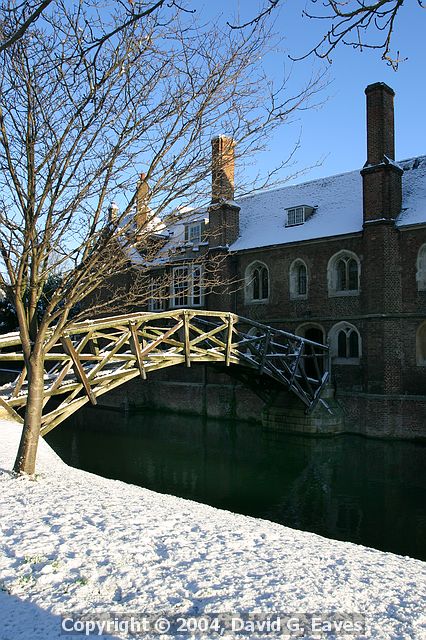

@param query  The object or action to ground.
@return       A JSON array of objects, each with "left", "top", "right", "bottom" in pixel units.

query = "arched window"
[
  {"left": 416, "top": 322, "right": 426, "bottom": 366},
  {"left": 289, "top": 259, "right": 308, "bottom": 299},
  {"left": 329, "top": 322, "right": 361, "bottom": 363},
  {"left": 245, "top": 262, "right": 269, "bottom": 303},
  {"left": 328, "top": 251, "right": 360, "bottom": 296},
  {"left": 416, "top": 244, "right": 426, "bottom": 291}
]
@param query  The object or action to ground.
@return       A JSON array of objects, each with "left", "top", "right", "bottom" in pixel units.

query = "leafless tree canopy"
[
  {"left": 297, "top": 0, "right": 424, "bottom": 70},
  {"left": 230, "top": 0, "right": 425, "bottom": 70},
  {"left": 0, "top": 0, "right": 192, "bottom": 54},
  {"left": 0, "top": 0, "right": 324, "bottom": 474}
]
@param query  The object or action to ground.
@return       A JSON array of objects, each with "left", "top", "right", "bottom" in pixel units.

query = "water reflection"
[{"left": 46, "top": 407, "right": 426, "bottom": 561}]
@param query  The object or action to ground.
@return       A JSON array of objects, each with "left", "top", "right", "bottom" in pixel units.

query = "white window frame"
[
  {"left": 244, "top": 261, "right": 270, "bottom": 304},
  {"left": 184, "top": 220, "right": 205, "bottom": 245},
  {"left": 170, "top": 265, "right": 204, "bottom": 308},
  {"left": 416, "top": 244, "right": 426, "bottom": 291},
  {"left": 416, "top": 321, "right": 426, "bottom": 366},
  {"left": 286, "top": 207, "right": 305, "bottom": 227},
  {"left": 289, "top": 259, "right": 308, "bottom": 299},
  {"left": 328, "top": 250, "right": 361, "bottom": 297},
  {"left": 328, "top": 322, "right": 361, "bottom": 365},
  {"left": 148, "top": 277, "right": 165, "bottom": 312}
]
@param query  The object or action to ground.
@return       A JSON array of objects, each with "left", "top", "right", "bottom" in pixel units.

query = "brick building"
[{"left": 125, "top": 82, "right": 426, "bottom": 438}]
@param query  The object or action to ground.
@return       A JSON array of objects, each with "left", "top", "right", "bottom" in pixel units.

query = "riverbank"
[{"left": 0, "top": 419, "right": 425, "bottom": 640}]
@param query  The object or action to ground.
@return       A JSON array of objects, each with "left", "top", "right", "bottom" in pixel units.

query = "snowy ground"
[{"left": 0, "top": 419, "right": 425, "bottom": 640}]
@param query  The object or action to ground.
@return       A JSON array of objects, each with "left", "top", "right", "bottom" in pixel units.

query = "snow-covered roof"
[
  {"left": 395, "top": 156, "right": 426, "bottom": 227},
  {"left": 230, "top": 155, "right": 426, "bottom": 252},
  {"left": 144, "top": 208, "right": 209, "bottom": 266},
  {"left": 128, "top": 155, "right": 426, "bottom": 266}
]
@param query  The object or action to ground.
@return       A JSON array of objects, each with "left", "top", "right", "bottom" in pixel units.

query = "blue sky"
[{"left": 200, "top": 0, "right": 425, "bottom": 186}]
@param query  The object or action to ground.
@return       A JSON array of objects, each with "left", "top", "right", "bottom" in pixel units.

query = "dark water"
[{"left": 46, "top": 407, "right": 426, "bottom": 561}]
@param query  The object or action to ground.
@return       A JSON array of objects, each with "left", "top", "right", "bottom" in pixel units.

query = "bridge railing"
[{"left": 0, "top": 310, "right": 329, "bottom": 434}]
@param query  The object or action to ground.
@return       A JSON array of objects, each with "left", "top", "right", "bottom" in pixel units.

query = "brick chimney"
[
  {"left": 211, "top": 136, "right": 235, "bottom": 203},
  {"left": 135, "top": 173, "right": 150, "bottom": 230},
  {"left": 208, "top": 136, "right": 240, "bottom": 251},
  {"left": 361, "top": 82, "right": 403, "bottom": 224},
  {"left": 208, "top": 136, "right": 240, "bottom": 248}
]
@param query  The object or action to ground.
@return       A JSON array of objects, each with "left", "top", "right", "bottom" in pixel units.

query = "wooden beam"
[
  {"left": 182, "top": 312, "right": 191, "bottom": 367},
  {"left": 139, "top": 319, "right": 183, "bottom": 358},
  {"left": 129, "top": 322, "right": 147, "bottom": 380},
  {"left": 61, "top": 336, "right": 97, "bottom": 405},
  {"left": 87, "top": 332, "right": 130, "bottom": 380},
  {"left": 225, "top": 315, "right": 234, "bottom": 366},
  {"left": 189, "top": 321, "right": 228, "bottom": 350},
  {"left": 11, "top": 367, "right": 27, "bottom": 398},
  {"left": 258, "top": 331, "right": 272, "bottom": 375},
  {"left": 0, "top": 396, "right": 24, "bottom": 423}
]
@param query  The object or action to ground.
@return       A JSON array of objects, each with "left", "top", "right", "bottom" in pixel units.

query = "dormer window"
[
  {"left": 285, "top": 205, "right": 314, "bottom": 227},
  {"left": 184, "top": 220, "right": 206, "bottom": 245}
]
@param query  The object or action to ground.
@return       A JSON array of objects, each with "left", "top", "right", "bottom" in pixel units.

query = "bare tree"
[
  {"left": 230, "top": 0, "right": 425, "bottom": 70},
  {"left": 0, "top": 0, "right": 324, "bottom": 475},
  {"left": 295, "top": 0, "right": 424, "bottom": 70},
  {"left": 0, "top": 0, "right": 189, "bottom": 54}
]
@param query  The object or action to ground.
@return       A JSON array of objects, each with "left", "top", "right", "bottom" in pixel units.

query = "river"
[{"left": 46, "top": 406, "right": 426, "bottom": 561}]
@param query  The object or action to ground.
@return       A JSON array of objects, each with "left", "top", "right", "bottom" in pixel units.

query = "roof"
[
  {"left": 134, "top": 208, "right": 209, "bottom": 267},
  {"left": 230, "top": 155, "right": 426, "bottom": 252},
  {"left": 396, "top": 156, "right": 426, "bottom": 227},
  {"left": 129, "top": 155, "right": 426, "bottom": 266}
]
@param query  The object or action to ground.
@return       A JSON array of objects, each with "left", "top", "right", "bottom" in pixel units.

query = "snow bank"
[{"left": 0, "top": 420, "right": 425, "bottom": 640}]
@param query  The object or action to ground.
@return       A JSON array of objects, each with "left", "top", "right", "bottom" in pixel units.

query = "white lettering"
[
  {"left": 287, "top": 617, "right": 302, "bottom": 632},
  {"left": 61, "top": 618, "right": 74, "bottom": 632}
]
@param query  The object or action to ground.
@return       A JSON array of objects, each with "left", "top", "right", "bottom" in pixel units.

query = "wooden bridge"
[{"left": 0, "top": 310, "right": 329, "bottom": 436}]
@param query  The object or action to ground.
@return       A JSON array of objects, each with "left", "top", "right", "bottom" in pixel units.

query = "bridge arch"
[{"left": 0, "top": 310, "right": 329, "bottom": 436}]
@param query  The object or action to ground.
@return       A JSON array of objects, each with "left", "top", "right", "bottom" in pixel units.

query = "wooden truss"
[{"left": 0, "top": 310, "right": 329, "bottom": 436}]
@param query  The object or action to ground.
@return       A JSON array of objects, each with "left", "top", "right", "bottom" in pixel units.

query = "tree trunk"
[{"left": 13, "top": 353, "right": 45, "bottom": 476}]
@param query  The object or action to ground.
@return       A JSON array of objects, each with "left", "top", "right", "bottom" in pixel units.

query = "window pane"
[
  {"left": 253, "top": 268, "right": 260, "bottom": 299},
  {"left": 149, "top": 278, "right": 164, "bottom": 311},
  {"left": 298, "top": 264, "right": 307, "bottom": 295},
  {"left": 418, "top": 324, "right": 426, "bottom": 363},
  {"left": 287, "top": 207, "right": 305, "bottom": 226},
  {"left": 189, "top": 224, "right": 201, "bottom": 244},
  {"left": 261, "top": 267, "right": 269, "bottom": 299},
  {"left": 348, "top": 259, "right": 358, "bottom": 290},
  {"left": 173, "top": 268, "right": 188, "bottom": 306},
  {"left": 295, "top": 207, "right": 305, "bottom": 224},
  {"left": 192, "top": 267, "right": 202, "bottom": 306},
  {"left": 337, "top": 330, "right": 347, "bottom": 357},
  {"left": 349, "top": 330, "right": 359, "bottom": 358},
  {"left": 336, "top": 259, "right": 346, "bottom": 291}
]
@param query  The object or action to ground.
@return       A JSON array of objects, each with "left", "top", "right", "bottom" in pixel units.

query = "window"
[
  {"left": 148, "top": 277, "right": 166, "bottom": 311},
  {"left": 192, "top": 266, "right": 202, "bottom": 306},
  {"left": 184, "top": 220, "right": 206, "bottom": 245},
  {"left": 416, "top": 244, "right": 426, "bottom": 291},
  {"left": 289, "top": 259, "right": 308, "bottom": 299},
  {"left": 337, "top": 329, "right": 359, "bottom": 358},
  {"left": 416, "top": 322, "right": 426, "bottom": 366},
  {"left": 328, "top": 251, "right": 360, "bottom": 296},
  {"left": 171, "top": 265, "right": 204, "bottom": 308},
  {"left": 336, "top": 257, "right": 358, "bottom": 291},
  {"left": 329, "top": 322, "right": 361, "bottom": 364},
  {"left": 245, "top": 261, "right": 269, "bottom": 303},
  {"left": 286, "top": 207, "right": 305, "bottom": 226},
  {"left": 285, "top": 205, "right": 314, "bottom": 227}
]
